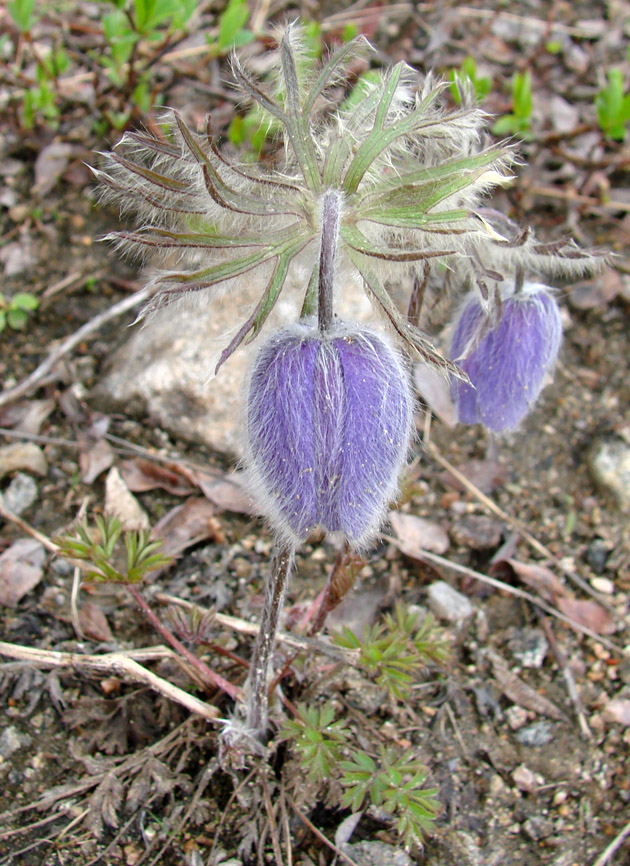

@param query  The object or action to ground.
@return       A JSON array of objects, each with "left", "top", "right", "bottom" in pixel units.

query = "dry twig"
[
  {"left": 426, "top": 440, "right": 615, "bottom": 611},
  {"left": 0, "top": 642, "right": 219, "bottom": 721},
  {"left": 0, "top": 287, "right": 150, "bottom": 409}
]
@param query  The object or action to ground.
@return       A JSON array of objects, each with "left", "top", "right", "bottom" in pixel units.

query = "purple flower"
[
  {"left": 246, "top": 321, "right": 413, "bottom": 549},
  {"left": 450, "top": 284, "right": 562, "bottom": 432}
]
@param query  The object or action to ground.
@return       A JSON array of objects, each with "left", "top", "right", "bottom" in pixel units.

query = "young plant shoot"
[{"left": 97, "top": 24, "right": 600, "bottom": 741}]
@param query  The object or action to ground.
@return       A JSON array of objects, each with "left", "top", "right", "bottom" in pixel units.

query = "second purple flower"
[
  {"left": 246, "top": 321, "right": 413, "bottom": 549},
  {"left": 450, "top": 284, "right": 563, "bottom": 432}
]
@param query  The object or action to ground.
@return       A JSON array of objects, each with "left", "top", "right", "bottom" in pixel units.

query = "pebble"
[
  {"left": 450, "top": 514, "right": 503, "bottom": 550},
  {"left": 427, "top": 581, "right": 473, "bottom": 622},
  {"left": 589, "top": 576, "right": 615, "bottom": 594},
  {"left": 2, "top": 472, "right": 38, "bottom": 516},
  {"left": 341, "top": 841, "right": 412, "bottom": 866},
  {"left": 585, "top": 539, "right": 610, "bottom": 574},
  {"left": 512, "top": 764, "right": 540, "bottom": 793},
  {"left": 514, "top": 721, "right": 555, "bottom": 747},
  {"left": 587, "top": 437, "right": 630, "bottom": 512},
  {"left": 0, "top": 726, "right": 31, "bottom": 759},
  {"left": 505, "top": 705, "right": 528, "bottom": 730},
  {"left": 507, "top": 627, "right": 549, "bottom": 668},
  {"left": 522, "top": 815, "right": 554, "bottom": 842}
]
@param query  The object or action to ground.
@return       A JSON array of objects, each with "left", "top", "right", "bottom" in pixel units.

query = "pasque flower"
[
  {"left": 450, "top": 283, "right": 563, "bottom": 431},
  {"left": 246, "top": 320, "right": 413, "bottom": 549},
  {"left": 96, "top": 24, "right": 602, "bottom": 741}
]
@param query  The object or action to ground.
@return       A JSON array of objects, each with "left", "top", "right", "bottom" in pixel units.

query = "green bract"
[{"left": 98, "top": 23, "right": 598, "bottom": 375}]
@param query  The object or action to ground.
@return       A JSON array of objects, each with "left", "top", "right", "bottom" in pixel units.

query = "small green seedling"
[
  {"left": 449, "top": 56, "right": 492, "bottom": 104},
  {"left": 99, "top": 0, "right": 197, "bottom": 120},
  {"left": 340, "top": 746, "right": 441, "bottom": 847},
  {"left": 277, "top": 703, "right": 350, "bottom": 783},
  {"left": 56, "top": 514, "right": 172, "bottom": 584},
  {"left": 0, "top": 292, "right": 39, "bottom": 331},
  {"left": 492, "top": 69, "right": 533, "bottom": 138},
  {"left": 333, "top": 604, "right": 449, "bottom": 702},
  {"left": 7, "top": 0, "right": 37, "bottom": 33},
  {"left": 206, "top": 0, "right": 254, "bottom": 56},
  {"left": 596, "top": 68, "right": 630, "bottom": 141}
]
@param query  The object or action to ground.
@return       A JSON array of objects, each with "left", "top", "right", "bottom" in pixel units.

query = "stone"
[
  {"left": 587, "top": 437, "right": 630, "bottom": 512},
  {"left": 507, "top": 627, "right": 549, "bottom": 668},
  {"left": 585, "top": 539, "right": 610, "bottom": 574},
  {"left": 0, "top": 726, "right": 31, "bottom": 759},
  {"left": 1, "top": 472, "right": 38, "bottom": 516},
  {"left": 522, "top": 815, "right": 554, "bottom": 842},
  {"left": 427, "top": 581, "right": 473, "bottom": 622},
  {"left": 514, "top": 721, "right": 555, "bottom": 747},
  {"left": 92, "top": 276, "right": 374, "bottom": 456},
  {"left": 341, "top": 840, "right": 412, "bottom": 866}
]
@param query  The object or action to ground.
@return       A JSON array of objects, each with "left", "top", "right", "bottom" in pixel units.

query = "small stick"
[
  {"left": 246, "top": 543, "right": 293, "bottom": 736},
  {"left": 0, "top": 641, "right": 219, "bottom": 721},
  {"left": 401, "top": 547, "right": 625, "bottom": 656},
  {"left": 591, "top": 816, "right": 630, "bottom": 866},
  {"left": 70, "top": 566, "right": 84, "bottom": 641},
  {"left": 261, "top": 772, "right": 285, "bottom": 866},
  {"left": 0, "top": 493, "right": 59, "bottom": 552},
  {"left": 156, "top": 592, "right": 357, "bottom": 664},
  {"left": 540, "top": 617, "right": 593, "bottom": 740},
  {"left": 0, "top": 287, "right": 150, "bottom": 409},
  {"left": 127, "top": 585, "right": 242, "bottom": 702},
  {"left": 426, "top": 440, "right": 615, "bottom": 612},
  {"left": 286, "top": 793, "right": 361, "bottom": 866}
]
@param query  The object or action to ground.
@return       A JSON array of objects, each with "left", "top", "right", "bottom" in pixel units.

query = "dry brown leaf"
[
  {"left": 79, "top": 601, "right": 113, "bottom": 643},
  {"left": 151, "top": 497, "right": 218, "bottom": 557},
  {"left": 494, "top": 559, "right": 615, "bottom": 636},
  {"left": 388, "top": 511, "right": 450, "bottom": 556},
  {"left": 120, "top": 457, "right": 196, "bottom": 496},
  {"left": 0, "top": 538, "right": 46, "bottom": 607},
  {"left": 0, "top": 442, "right": 48, "bottom": 479},
  {"left": 489, "top": 652, "right": 565, "bottom": 721},
  {"left": 0, "top": 398, "right": 55, "bottom": 435},
  {"left": 555, "top": 597, "right": 616, "bottom": 636},
  {"left": 104, "top": 467, "right": 149, "bottom": 531},
  {"left": 196, "top": 471, "right": 254, "bottom": 513},
  {"left": 33, "top": 141, "right": 74, "bottom": 197},
  {"left": 442, "top": 458, "right": 508, "bottom": 495},
  {"left": 80, "top": 438, "right": 115, "bottom": 484},
  {"left": 496, "top": 559, "right": 569, "bottom": 602}
]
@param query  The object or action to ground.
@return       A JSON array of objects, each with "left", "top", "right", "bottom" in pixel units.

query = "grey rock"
[
  {"left": 514, "top": 721, "right": 554, "bottom": 747},
  {"left": 341, "top": 840, "right": 412, "bottom": 866},
  {"left": 507, "top": 627, "right": 549, "bottom": 669},
  {"left": 92, "top": 278, "right": 374, "bottom": 456},
  {"left": 588, "top": 437, "right": 630, "bottom": 512},
  {"left": 427, "top": 581, "right": 473, "bottom": 622},
  {"left": 2, "top": 472, "right": 38, "bottom": 516},
  {"left": 585, "top": 538, "right": 610, "bottom": 574},
  {"left": 522, "top": 815, "right": 554, "bottom": 842},
  {"left": 0, "top": 726, "right": 31, "bottom": 759}
]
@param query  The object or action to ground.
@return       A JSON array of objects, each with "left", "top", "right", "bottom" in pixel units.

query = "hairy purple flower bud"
[
  {"left": 245, "top": 321, "right": 413, "bottom": 549},
  {"left": 450, "top": 284, "right": 562, "bottom": 432}
]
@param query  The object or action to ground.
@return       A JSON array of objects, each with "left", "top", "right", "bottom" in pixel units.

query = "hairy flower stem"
[
  {"left": 317, "top": 191, "right": 341, "bottom": 332},
  {"left": 245, "top": 543, "right": 293, "bottom": 736}
]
